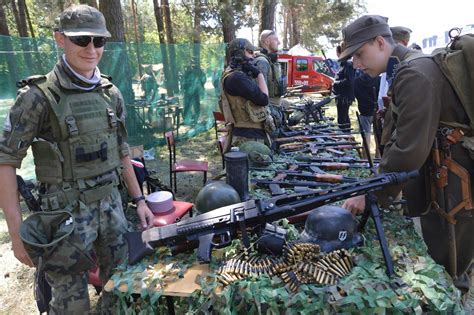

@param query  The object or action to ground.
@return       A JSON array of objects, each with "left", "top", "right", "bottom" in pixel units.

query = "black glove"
[{"left": 242, "top": 62, "right": 261, "bottom": 78}]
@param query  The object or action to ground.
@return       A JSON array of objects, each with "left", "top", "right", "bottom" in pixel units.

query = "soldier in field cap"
[
  {"left": 378, "top": 25, "right": 412, "bottom": 154},
  {"left": 340, "top": 15, "right": 474, "bottom": 298},
  {"left": 390, "top": 26, "right": 412, "bottom": 46},
  {"left": 0, "top": 4, "right": 154, "bottom": 313}
]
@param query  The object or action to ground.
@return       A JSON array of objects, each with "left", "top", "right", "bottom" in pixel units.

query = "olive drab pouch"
[
  {"left": 431, "top": 32, "right": 474, "bottom": 132},
  {"left": 245, "top": 101, "right": 267, "bottom": 123},
  {"left": 20, "top": 211, "right": 94, "bottom": 274}
]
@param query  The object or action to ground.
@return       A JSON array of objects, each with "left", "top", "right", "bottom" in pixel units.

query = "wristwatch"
[{"left": 132, "top": 195, "right": 146, "bottom": 204}]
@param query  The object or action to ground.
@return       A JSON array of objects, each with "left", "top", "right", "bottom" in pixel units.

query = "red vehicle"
[{"left": 278, "top": 53, "right": 335, "bottom": 93}]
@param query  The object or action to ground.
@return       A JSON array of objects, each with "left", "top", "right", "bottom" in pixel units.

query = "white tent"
[{"left": 287, "top": 44, "right": 313, "bottom": 56}]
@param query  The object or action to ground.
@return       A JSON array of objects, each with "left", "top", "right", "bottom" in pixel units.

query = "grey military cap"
[
  {"left": 58, "top": 5, "right": 111, "bottom": 37},
  {"left": 390, "top": 26, "right": 412, "bottom": 43},
  {"left": 338, "top": 15, "right": 392, "bottom": 61}
]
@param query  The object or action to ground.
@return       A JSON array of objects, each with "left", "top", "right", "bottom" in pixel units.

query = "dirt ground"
[{"left": 0, "top": 129, "right": 223, "bottom": 314}]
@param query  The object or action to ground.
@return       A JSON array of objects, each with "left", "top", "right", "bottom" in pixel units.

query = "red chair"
[
  {"left": 164, "top": 131, "right": 208, "bottom": 192},
  {"left": 213, "top": 111, "right": 227, "bottom": 140},
  {"left": 217, "top": 135, "right": 227, "bottom": 169},
  {"left": 152, "top": 200, "right": 194, "bottom": 226}
]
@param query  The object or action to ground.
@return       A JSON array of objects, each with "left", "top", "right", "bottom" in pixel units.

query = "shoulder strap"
[{"left": 16, "top": 75, "right": 47, "bottom": 88}]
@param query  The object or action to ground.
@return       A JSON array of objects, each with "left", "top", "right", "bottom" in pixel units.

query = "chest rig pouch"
[
  {"left": 221, "top": 68, "right": 267, "bottom": 128},
  {"left": 31, "top": 80, "right": 122, "bottom": 190}
]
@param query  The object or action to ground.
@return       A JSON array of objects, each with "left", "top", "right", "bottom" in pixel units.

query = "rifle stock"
[{"left": 125, "top": 171, "right": 419, "bottom": 264}]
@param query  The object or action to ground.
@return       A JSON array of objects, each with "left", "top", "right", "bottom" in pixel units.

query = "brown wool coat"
[{"left": 377, "top": 45, "right": 473, "bottom": 281}]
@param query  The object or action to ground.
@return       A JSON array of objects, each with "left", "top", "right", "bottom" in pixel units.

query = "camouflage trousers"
[{"left": 45, "top": 187, "right": 128, "bottom": 314}]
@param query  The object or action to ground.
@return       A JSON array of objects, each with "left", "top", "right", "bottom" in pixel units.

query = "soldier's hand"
[
  {"left": 242, "top": 62, "right": 261, "bottom": 78},
  {"left": 136, "top": 201, "right": 155, "bottom": 230},
  {"left": 342, "top": 195, "right": 366, "bottom": 216},
  {"left": 11, "top": 235, "right": 34, "bottom": 267}
]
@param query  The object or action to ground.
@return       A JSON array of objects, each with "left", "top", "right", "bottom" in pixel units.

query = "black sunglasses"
[{"left": 67, "top": 35, "right": 107, "bottom": 48}]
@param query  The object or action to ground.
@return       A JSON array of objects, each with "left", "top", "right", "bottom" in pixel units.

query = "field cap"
[
  {"left": 58, "top": 5, "right": 111, "bottom": 37},
  {"left": 390, "top": 26, "right": 412, "bottom": 42},
  {"left": 338, "top": 15, "right": 391, "bottom": 61}
]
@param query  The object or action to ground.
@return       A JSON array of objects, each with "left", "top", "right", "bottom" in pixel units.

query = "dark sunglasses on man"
[{"left": 67, "top": 35, "right": 107, "bottom": 48}]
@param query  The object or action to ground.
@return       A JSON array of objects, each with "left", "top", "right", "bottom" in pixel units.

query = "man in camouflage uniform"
[
  {"left": 0, "top": 5, "right": 154, "bottom": 314},
  {"left": 340, "top": 15, "right": 473, "bottom": 298},
  {"left": 220, "top": 38, "right": 270, "bottom": 151},
  {"left": 255, "top": 30, "right": 286, "bottom": 137}
]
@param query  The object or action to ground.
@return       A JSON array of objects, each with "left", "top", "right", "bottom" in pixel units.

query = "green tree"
[{"left": 282, "top": 0, "right": 365, "bottom": 51}]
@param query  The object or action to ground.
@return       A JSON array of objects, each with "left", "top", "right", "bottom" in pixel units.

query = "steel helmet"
[
  {"left": 299, "top": 205, "right": 363, "bottom": 252},
  {"left": 239, "top": 141, "right": 272, "bottom": 166},
  {"left": 195, "top": 181, "right": 241, "bottom": 213}
]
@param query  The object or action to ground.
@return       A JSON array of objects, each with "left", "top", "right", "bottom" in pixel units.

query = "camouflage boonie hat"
[
  {"left": 58, "top": 4, "right": 111, "bottom": 37},
  {"left": 20, "top": 210, "right": 95, "bottom": 274}
]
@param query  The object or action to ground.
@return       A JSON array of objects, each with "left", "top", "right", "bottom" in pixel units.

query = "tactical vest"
[
  {"left": 26, "top": 75, "right": 122, "bottom": 191},
  {"left": 255, "top": 53, "right": 284, "bottom": 99},
  {"left": 220, "top": 67, "right": 267, "bottom": 130}
]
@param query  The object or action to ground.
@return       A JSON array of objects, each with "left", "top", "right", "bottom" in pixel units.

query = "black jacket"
[
  {"left": 332, "top": 60, "right": 355, "bottom": 103},
  {"left": 354, "top": 73, "right": 380, "bottom": 116}
]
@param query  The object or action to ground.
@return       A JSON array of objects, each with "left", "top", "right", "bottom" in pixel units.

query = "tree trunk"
[
  {"left": 153, "top": 0, "right": 173, "bottom": 96},
  {"left": 162, "top": 0, "right": 179, "bottom": 94},
  {"left": 10, "top": 0, "right": 28, "bottom": 37},
  {"left": 219, "top": 0, "right": 235, "bottom": 43},
  {"left": 282, "top": 7, "right": 288, "bottom": 49},
  {"left": 24, "top": 0, "right": 34, "bottom": 37},
  {"left": 79, "top": 0, "right": 97, "bottom": 7},
  {"left": 259, "top": 0, "right": 276, "bottom": 35},
  {"left": 290, "top": 6, "right": 299, "bottom": 47},
  {"left": 100, "top": 0, "right": 126, "bottom": 41},
  {"left": 100, "top": 0, "right": 134, "bottom": 104},
  {"left": 130, "top": 0, "right": 142, "bottom": 78},
  {"left": 0, "top": 2, "right": 19, "bottom": 97},
  {"left": 192, "top": 0, "right": 201, "bottom": 62},
  {"left": 12, "top": 0, "right": 35, "bottom": 76},
  {"left": 16, "top": 0, "right": 28, "bottom": 36}
]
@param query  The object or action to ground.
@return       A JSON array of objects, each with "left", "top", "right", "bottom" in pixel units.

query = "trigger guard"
[{"left": 211, "top": 231, "right": 231, "bottom": 249}]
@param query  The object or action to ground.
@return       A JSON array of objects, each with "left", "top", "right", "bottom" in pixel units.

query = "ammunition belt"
[{"left": 216, "top": 241, "right": 353, "bottom": 292}]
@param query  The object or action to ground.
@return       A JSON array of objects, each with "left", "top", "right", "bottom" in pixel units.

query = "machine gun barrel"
[{"left": 125, "top": 171, "right": 418, "bottom": 264}]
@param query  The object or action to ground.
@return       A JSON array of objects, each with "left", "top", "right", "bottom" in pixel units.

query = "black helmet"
[
  {"left": 299, "top": 205, "right": 363, "bottom": 252},
  {"left": 195, "top": 181, "right": 241, "bottom": 213},
  {"left": 228, "top": 38, "right": 257, "bottom": 59}
]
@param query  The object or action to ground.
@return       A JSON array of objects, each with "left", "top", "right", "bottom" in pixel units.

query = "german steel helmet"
[
  {"left": 195, "top": 181, "right": 241, "bottom": 213},
  {"left": 239, "top": 141, "right": 272, "bottom": 166},
  {"left": 299, "top": 205, "right": 363, "bottom": 252}
]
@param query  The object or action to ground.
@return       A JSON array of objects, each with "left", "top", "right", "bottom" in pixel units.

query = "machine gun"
[
  {"left": 288, "top": 96, "right": 335, "bottom": 126},
  {"left": 125, "top": 171, "right": 418, "bottom": 275},
  {"left": 284, "top": 85, "right": 304, "bottom": 97}
]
